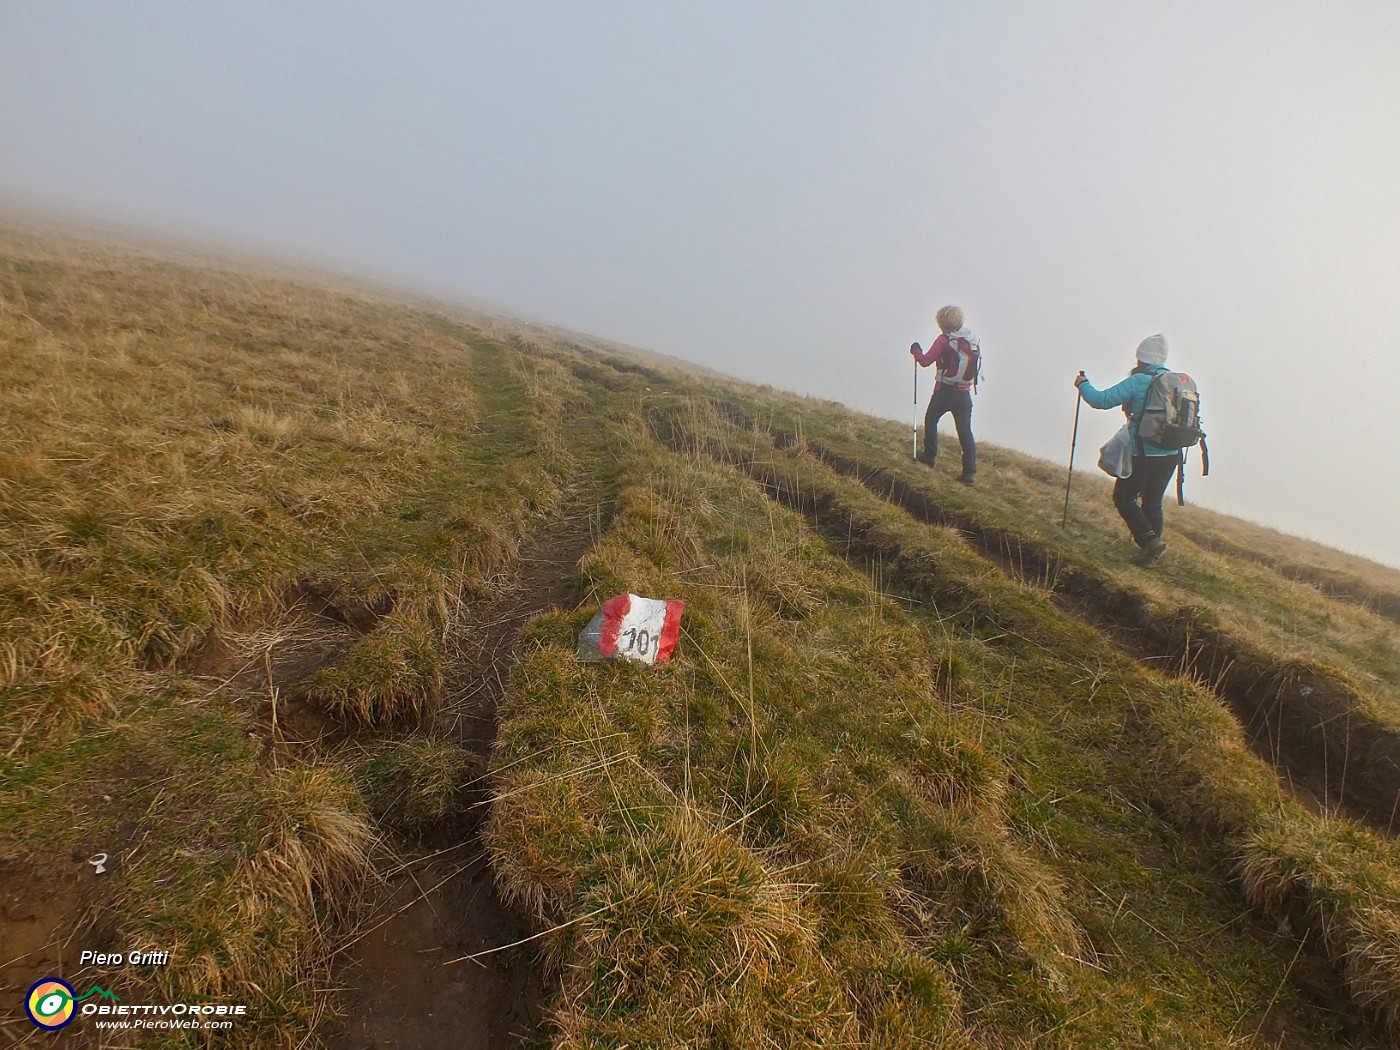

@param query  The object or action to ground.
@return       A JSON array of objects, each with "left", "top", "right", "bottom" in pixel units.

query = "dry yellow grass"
[{"left": 1, "top": 230, "right": 486, "bottom": 731}]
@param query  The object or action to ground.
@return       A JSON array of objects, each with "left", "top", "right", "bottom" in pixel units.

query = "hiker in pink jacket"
[{"left": 910, "top": 305, "right": 981, "bottom": 485}]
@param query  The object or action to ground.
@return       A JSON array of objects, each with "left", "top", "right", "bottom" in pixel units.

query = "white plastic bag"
[
  {"left": 577, "top": 593, "right": 685, "bottom": 665},
  {"left": 1098, "top": 424, "right": 1134, "bottom": 478}
]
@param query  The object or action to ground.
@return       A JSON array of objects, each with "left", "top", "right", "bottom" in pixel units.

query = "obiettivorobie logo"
[
  {"left": 25, "top": 978, "right": 120, "bottom": 1029},
  {"left": 23, "top": 976, "right": 248, "bottom": 1032}
]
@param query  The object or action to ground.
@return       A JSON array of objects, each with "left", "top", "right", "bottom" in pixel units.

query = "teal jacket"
[{"left": 1078, "top": 365, "right": 1178, "bottom": 457}]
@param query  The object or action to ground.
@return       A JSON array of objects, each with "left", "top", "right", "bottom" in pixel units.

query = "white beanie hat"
[{"left": 1136, "top": 334, "right": 1169, "bottom": 366}]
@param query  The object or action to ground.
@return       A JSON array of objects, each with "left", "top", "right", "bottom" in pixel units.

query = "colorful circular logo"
[{"left": 26, "top": 978, "right": 77, "bottom": 1029}]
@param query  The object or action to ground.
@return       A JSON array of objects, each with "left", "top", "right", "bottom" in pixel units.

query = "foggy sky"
[{"left": 3, "top": 2, "right": 1399, "bottom": 566}]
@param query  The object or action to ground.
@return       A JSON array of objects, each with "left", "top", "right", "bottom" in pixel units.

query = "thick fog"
[{"left": 3, "top": 2, "right": 1398, "bottom": 565}]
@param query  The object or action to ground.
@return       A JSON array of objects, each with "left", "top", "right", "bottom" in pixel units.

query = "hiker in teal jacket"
[{"left": 1074, "top": 334, "right": 1180, "bottom": 566}]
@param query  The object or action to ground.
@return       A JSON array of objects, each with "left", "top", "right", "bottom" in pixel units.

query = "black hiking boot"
[
  {"left": 1132, "top": 535, "right": 1167, "bottom": 567},
  {"left": 957, "top": 474, "right": 975, "bottom": 486},
  {"left": 917, "top": 449, "right": 937, "bottom": 467}
]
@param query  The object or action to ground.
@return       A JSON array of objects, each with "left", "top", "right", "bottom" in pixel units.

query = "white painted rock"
[{"left": 577, "top": 593, "right": 685, "bottom": 665}]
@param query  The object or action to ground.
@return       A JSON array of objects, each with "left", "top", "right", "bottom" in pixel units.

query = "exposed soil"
[
  {"left": 328, "top": 504, "right": 598, "bottom": 1050},
  {"left": 0, "top": 724, "right": 186, "bottom": 1047},
  {"left": 328, "top": 847, "right": 541, "bottom": 1050},
  {"left": 0, "top": 853, "right": 123, "bottom": 1048}
]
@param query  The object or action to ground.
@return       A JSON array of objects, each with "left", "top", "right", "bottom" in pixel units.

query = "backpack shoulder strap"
[{"left": 1129, "top": 370, "right": 1157, "bottom": 450}]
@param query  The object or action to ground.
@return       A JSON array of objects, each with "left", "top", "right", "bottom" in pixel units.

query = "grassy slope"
[
  {"left": 0, "top": 227, "right": 581, "bottom": 1043},
  {"left": 2, "top": 225, "right": 1399, "bottom": 1048}
]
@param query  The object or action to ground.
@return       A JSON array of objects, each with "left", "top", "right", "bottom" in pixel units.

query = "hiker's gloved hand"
[
  {"left": 1073, "top": 372, "right": 1088, "bottom": 388},
  {"left": 910, "top": 342, "right": 922, "bottom": 357}
]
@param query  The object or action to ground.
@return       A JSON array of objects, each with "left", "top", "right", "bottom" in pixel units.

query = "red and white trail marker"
[{"left": 577, "top": 593, "right": 685, "bottom": 665}]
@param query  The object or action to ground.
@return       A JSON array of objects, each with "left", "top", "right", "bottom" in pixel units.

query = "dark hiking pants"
[
  {"left": 922, "top": 385, "right": 975, "bottom": 478},
  {"left": 1112, "top": 454, "right": 1180, "bottom": 545}
]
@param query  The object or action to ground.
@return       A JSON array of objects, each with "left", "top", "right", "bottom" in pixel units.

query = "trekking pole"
[
  {"left": 912, "top": 354, "right": 920, "bottom": 460},
  {"left": 1061, "top": 372, "right": 1085, "bottom": 528}
]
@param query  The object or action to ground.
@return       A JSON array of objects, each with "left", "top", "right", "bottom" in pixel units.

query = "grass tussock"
[
  {"left": 132, "top": 761, "right": 377, "bottom": 1043},
  {"left": 358, "top": 736, "right": 482, "bottom": 832},
  {"left": 302, "top": 612, "right": 446, "bottom": 725},
  {"left": 1239, "top": 820, "right": 1400, "bottom": 1037},
  {"left": 238, "top": 767, "right": 377, "bottom": 934},
  {"left": 552, "top": 808, "right": 858, "bottom": 1049}
]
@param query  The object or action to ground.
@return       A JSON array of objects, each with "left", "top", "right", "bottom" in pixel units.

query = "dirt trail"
[
  {"left": 701, "top": 401, "right": 1400, "bottom": 834},
  {"left": 328, "top": 505, "right": 597, "bottom": 1050}
]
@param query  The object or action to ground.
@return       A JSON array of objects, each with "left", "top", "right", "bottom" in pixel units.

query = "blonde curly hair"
[{"left": 935, "top": 305, "right": 964, "bottom": 333}]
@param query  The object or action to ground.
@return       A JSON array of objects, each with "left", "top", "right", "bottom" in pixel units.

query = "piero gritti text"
[{"left": 79, "top": 949, "right": 173, "bottom": 967}]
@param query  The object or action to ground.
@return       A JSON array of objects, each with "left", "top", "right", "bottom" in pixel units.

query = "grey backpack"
[
  {"left": 1136, "top": 371, "right": 1210, "bottom": 504},
  {"left": 1137, "top": 371, "right": 1205, "bottom": 451}
]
